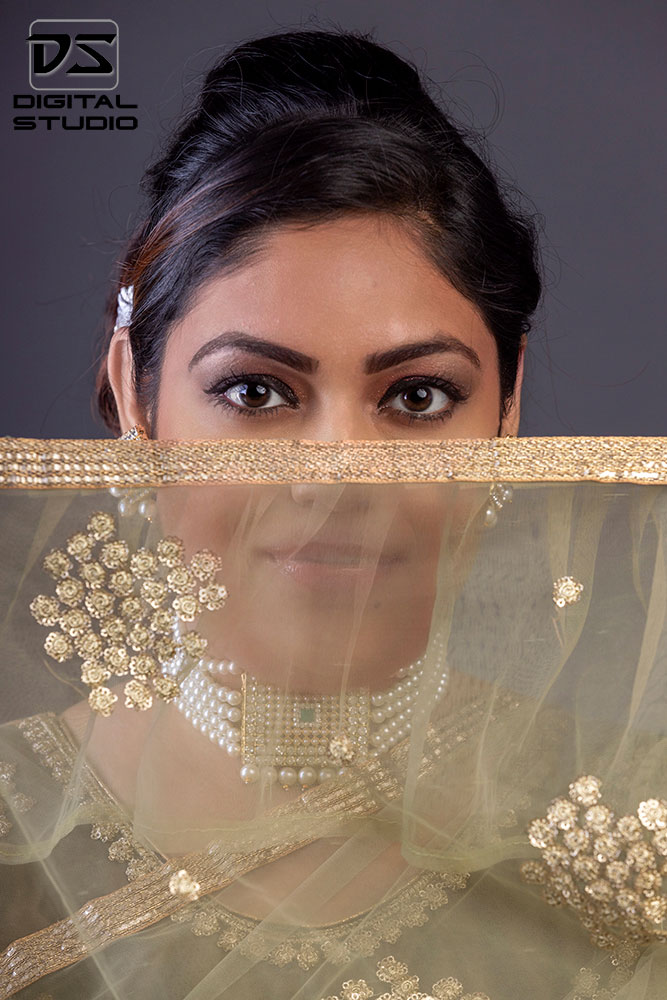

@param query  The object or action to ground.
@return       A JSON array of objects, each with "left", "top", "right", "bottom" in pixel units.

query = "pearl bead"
[
  {"left": 138, "top": 499, "right": 156, "bottom": 519},
  {"left": 174, "top": 649, "right": 449, "bottom": 790},
  {"left": 298, "top": 766, "right": 317, "bottom": 787},
  {"left": 278, "top": 767, "right": 297, "bottom": 787},
  {"left": 484, "top": 505, "right": 498, "bottom": 528}
]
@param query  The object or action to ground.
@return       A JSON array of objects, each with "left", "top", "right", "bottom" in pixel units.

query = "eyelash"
[{"left": 204, "top": 367, "right": 469, "bottom": 424}]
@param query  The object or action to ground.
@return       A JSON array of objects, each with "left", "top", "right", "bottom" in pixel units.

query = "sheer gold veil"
[{"left": 1, "top": 437, "right": 666, "bottom": 999}]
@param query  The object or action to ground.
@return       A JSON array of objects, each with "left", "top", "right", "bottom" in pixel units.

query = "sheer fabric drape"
[{"left": 0, "top": 438, "right": 665, "bottom": 999}]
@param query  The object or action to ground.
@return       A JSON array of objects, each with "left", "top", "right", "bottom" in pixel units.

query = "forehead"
[{"left": 170, "top": 213, "right": 496, "bottom": 362}]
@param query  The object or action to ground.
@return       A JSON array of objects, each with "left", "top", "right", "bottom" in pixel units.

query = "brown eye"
[
  {"left": 225, "top": 380, "right": 277, "bottom": 409},
  {"left": 205, "top": 371, "right": 299, "bottom": 418},
  {"left": 379, "top": 376, "right": 467, "bottom": 423}
]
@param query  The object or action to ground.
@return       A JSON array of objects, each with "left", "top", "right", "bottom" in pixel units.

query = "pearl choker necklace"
[{"left": 167, "top": 641, "right": 447, "bottom": 790}]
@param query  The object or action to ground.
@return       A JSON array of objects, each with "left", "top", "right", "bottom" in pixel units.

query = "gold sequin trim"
[
  {"left": 0, "top": 437, "right": 666, "bottom": 487},
  {"left": 0, "top": 712, "right": 414, "bottom": 994},
  {"left": 15, "top": 714, "right": 160, "bottom": 883},
  {"left": 320, "top": 954, "right": 491, "bottom": 999},
  {"left": 521, "top": 775, "right": 667, "bottom": 955},
  {"left": 172, "top": 869, "right": 466, "bottom": 970}
]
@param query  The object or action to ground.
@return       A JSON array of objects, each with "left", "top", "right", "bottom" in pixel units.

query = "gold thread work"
[{"left": 0, "top": 437, "right": 666, "bottom": 487}]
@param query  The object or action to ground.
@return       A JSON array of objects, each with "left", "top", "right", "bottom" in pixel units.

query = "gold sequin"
[
  {"left": 55, "top": 578, "right": 85, "bottom": 607},
  {"left": 29, "top": 595, "right": 60, "bottom": 626},
  {"left": 123, "top": 679, "right": 153, "bottom": 710},
  {"left": 130, "top": 549, "right": 158, "bottom": 577},
  {"left": 29, "top": 511, "right": 228, "bottom": 716},
  {"left": 88, "top": 686, "right": 118, "bottom": 716},
  {"left": 553, "top": 576, "right": 584, "bottom": 608},
  {"left": 44, "top": 632, "right": 73, "bottom": 662},
  {"left": 66, "top": 532, "right": 93, "bottom": 562},
  {"left": 521, "top": 776, "right": 667, "bottom": 952},
  {"left": 43, "top": 550, "right": 72, "bottom": 578}
]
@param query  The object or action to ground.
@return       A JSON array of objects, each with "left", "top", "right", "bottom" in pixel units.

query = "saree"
[{"left": 0, "top": 436, "right": 665, "bottom": 999}]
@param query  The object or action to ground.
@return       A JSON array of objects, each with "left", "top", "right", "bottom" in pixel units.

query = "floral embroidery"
[
  {"left": 29, "top": 512, "right": 227, "bottom": 716},
  {"left": 170, "top": 869, "right": 466, "bottom": 970},
  {"left": 0, "top": 758, "right": 36, "bottom": 837},
  {"left": 522, "top": 774, "right": 667, "bottom": 975},
  {"left": 16, "top": 714, "right": 161, "bottom": 883},
  {"left": 320, "top": 954, "right": 490, "bottom": 999},
  {"left": 552, "top": 576, "right": 584, "bottom": 608}
]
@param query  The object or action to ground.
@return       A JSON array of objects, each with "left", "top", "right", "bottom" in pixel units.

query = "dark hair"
[{"left": 97, "top": 28, "right": 542, "bottom": 434}]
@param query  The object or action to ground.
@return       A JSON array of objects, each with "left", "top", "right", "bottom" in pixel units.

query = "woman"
[{"left": 1, "top": 29, "right": 665, "bottom": 999}]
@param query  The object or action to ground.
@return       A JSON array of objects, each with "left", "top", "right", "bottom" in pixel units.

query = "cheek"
[{"left": 155, "top": 485, "right": 260, "bottom": 563}]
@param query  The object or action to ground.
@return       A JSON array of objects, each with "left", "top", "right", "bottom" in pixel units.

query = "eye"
[
  {"left": 379, "top": 376, "right": 467, "bottom": 423},
  {"left": 205, "top": 371, "right": 298, "bottom": 418}
]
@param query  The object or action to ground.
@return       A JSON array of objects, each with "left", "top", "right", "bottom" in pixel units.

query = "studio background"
[{"left": 2, "top": 0, "right": 665, "bottom": 438}]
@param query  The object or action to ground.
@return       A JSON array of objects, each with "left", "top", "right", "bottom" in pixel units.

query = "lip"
[{"left": 261, "top": 543, "right": 405, "bottom": 587}]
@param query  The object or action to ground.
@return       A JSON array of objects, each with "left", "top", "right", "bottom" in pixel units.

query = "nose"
[
  {"left": 301, "top": 394, "right": 387, "bottom": 444},
  {"left": 287, "top": 396, "right": 387, "bottom": 507},
  {"left": 289, "top": 481, "right": 370, "bottom": 510}
]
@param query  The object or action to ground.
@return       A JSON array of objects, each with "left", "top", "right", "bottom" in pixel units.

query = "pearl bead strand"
[{"left": 171, "top": 633, "right": 448, "bottom": 789}]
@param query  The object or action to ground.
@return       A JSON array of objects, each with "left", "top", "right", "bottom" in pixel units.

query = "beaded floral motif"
[
  {"left": 169, "top": 869, "right": 201, "bottom": 902},
  {"left": 320, "top": 954, "right": 490, "bottom": 1000},
  {"left": 521, "top": 775, "right": 667, "bottom": 956},
  {"left": 552, "top": 576, "right": 584, "bottom": 608},
  {"left": 29, "top": 511, "right": 228, "bottom": 716},
  {"left": 170, "top": 870, "right": 467, "bottom": 970}
]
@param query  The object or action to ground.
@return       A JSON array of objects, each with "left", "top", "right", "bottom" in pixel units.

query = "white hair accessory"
[{"left": 114, "top": 284, "right": 134, "bottom": 331}]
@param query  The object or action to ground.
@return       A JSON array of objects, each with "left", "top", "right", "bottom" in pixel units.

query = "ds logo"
[{"left": 27, "top": 19, "right": 119, "bottom": 91}]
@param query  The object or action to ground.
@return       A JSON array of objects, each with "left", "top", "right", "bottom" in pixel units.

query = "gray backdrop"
[{"left": 2, "top": 0, "right": 665, "bottom": 438}]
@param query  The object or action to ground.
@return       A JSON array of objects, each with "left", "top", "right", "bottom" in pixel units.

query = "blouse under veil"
[{"left": 0, "top": 436, "right": 666, "bottom": 999}]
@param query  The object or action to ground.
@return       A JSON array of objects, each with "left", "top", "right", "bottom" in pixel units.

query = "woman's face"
[
  {"left": 110, "top": 214, "right": 523, "bottom": 689},
  {"left": 149, "top": 213, "right": 519, "bottom": 440}
]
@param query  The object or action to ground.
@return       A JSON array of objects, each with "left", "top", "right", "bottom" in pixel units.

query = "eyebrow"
[{"left": 188, "top": 332, "right": 482, "bottom": 375}]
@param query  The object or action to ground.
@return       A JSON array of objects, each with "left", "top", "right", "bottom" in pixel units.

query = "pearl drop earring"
[
  {"left": 112, "top": 425, "right": 156, "bottom": 520},
  {"left": 484, "top": 483, "right": 513, "bottom": 528}
]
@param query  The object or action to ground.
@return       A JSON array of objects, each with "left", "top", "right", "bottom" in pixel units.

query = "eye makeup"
[{"left": 204, "top": 365, "right": 472, "bottom": 425}]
